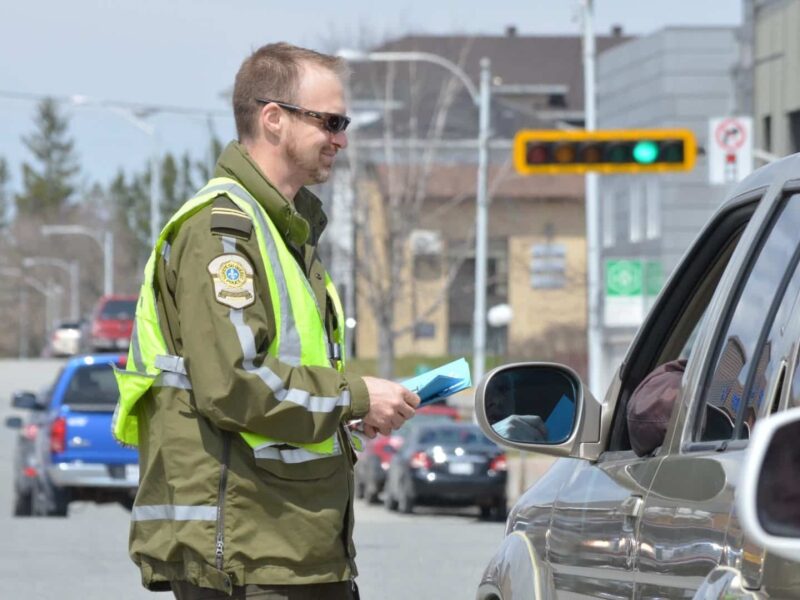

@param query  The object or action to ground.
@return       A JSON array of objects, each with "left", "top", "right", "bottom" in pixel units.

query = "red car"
[{"left": 88, "top": 295, "right": 138, "bottom": 351}]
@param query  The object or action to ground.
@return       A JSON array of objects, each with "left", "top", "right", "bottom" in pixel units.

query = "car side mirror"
[
  {"left": 737, "top": 406, "right": 800, "bottom": 562},
  {"left": 5, "top": 416, "right": 22, "bottom": 429},
  {"left": 11, "top": 391, "right": 41, "bottom": 410},
  {"left": 476, "top": 363, "right": 579, "bottom": 445}
]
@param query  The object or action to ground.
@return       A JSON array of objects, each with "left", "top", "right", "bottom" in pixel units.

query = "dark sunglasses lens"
[{"left": 326, "top": 115, "right": 349, "bottom": 133}]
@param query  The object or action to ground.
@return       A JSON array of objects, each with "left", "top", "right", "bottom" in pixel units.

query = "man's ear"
[{"left": 259, "top": 102, "right": 284, "bottom": 140}]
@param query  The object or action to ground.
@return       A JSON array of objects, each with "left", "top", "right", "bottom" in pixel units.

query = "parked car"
[
  {"left": 474, "top": 154, "right": 800, "bottom": 598},
  {"left": 6, "top": 354, "right": 138, "bottom": 516},
  {"left": 355, "top": 409, "right": 459, "bottom": 504},
  {"left": 87, "top": 294, "right": 137, "bottom": 351},
  {"left": 383, "top": 422, "right": 506, "bottom": 519},
  {"left": 5, "top": 394, "right": 45, "bottom": 516},
  {"left": 46, "top": 320, "right": 84, "bottom": 357}
]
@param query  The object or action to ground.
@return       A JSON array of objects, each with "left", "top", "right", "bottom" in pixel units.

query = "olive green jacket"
[{"left": 130, "top": 141, "right": 370, "bottom": 593}]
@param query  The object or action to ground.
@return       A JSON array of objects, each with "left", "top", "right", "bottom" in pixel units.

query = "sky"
[{"left": 0, "top": 0, "right": 743, "bottom": 194}]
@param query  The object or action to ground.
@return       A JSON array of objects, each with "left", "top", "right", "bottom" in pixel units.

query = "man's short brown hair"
[{"left": 233, "top": 42, "right": 347, "bottom": 142}]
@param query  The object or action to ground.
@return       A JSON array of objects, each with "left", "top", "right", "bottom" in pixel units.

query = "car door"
[
  {"left": 546, "top": 188, "right": 762, "bottom": 598},
  {"left": 636, "top": 187, "right": 800, "bottom": 598}
]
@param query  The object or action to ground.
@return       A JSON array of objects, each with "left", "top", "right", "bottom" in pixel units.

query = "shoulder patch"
[
  {"left": 210, "top": 195, "right": 252, "bottom": 240},
  {"left": 207, "top": 254, "right": 255, "bottom": 309}
]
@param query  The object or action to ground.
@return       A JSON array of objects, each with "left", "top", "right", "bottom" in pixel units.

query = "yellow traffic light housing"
[{"left": 513, "top": 128, "right": 697, "bottom": 175}]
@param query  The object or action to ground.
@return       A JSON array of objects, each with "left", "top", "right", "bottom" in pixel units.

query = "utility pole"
[{"left": 582, "top": 0, "right": 603, "bottom": 397}]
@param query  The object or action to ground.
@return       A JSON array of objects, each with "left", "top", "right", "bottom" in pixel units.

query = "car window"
[
  {"left": 417, "top": 426, "right": 493, "bottom": 446},
  {"left": 605, "top": 198, "right": 757, "bottom": 452},
  {"left": 63, "top": 364, "right": 120, "bottom": 406},
  {"left": 698, "top": 194, "right": 800, "bottom": 442},
  {"left": 100, "top": 299, "right": 136, "bottom": 320}
]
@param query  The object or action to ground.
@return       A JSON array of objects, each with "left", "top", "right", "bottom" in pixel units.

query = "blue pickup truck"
[{"left": 6, "top": 354, "right": 138, "bottom": 516}]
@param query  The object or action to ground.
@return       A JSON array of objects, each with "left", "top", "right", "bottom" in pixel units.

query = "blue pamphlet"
[
  {"left": 545, "top": 394, "right": 575, "bottom": 443},
  {"left": 401, "top": 358, "right": 472, "bottom": 406}
]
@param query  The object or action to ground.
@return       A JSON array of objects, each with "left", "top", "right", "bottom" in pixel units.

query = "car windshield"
[
  {"left": 63, "top": 364, "right": 120, "bottom": 406},
  {"left": 418, "top": 426, "right": 494, "bottom": 446},
  {"left": 100, "top": 300, "right": 136, "bottom": 320}
]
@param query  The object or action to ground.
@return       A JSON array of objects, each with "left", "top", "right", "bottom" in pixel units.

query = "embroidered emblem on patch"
[{"left": 207, "top": 254, "right": 255, "bottom": 309}]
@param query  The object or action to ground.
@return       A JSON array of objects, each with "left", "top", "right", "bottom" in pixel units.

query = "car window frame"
[
  {"left": 603, "top": 191, "right": 764, "bottom": 454},
  {"left": 687, "top": 181, "right": 800, "bottom": 452}
]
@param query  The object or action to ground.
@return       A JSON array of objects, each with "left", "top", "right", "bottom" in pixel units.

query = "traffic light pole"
[{"left": 583, "top": 0, "right": 603, "bottom": 397}]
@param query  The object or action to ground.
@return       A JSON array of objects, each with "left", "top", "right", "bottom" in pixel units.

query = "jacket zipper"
[{"left": 215, "top": 433, "right": 232, "bottom": 571}]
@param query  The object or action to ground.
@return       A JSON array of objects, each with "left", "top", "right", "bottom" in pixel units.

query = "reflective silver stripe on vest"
[
  {"left": 221, "top": 235, "right": 237, "bottom": 254},
  {"left": 154, "top": 354, "right": 187, "bottom": 375},
  {"left": 131, "top": 504, "right": 217, "bottom": 521},
  {"left": 154, "top": 372, "right": 192, "bottom": 389},
  {"left": 196, "top": 182, "right": 302, "bottom": 365},
  {"left": 228, "top": 308, "right": 349, "bottom": 412},
  {"left": 253, "top": 436, "right": 342, "bottom": 463},
  {"left": 161, "top": 240, "right": 171, "bottom": 262}
]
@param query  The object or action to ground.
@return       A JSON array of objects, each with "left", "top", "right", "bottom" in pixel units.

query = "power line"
[{"left": 0, "top": 89, "right": 231, "bottom": 119}]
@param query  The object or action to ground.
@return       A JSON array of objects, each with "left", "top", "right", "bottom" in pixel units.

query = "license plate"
[
  {"left": 448, "top": 462, "right": 474, "bottom": 475},
  {"left": 125, "top": 464, "right": 140, "bottom": 481}
]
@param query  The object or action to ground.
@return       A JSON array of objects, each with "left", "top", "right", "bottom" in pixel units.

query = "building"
[
  {"left": 322, "top": 30, "right": 631, "bottom": 377},
  {"left": 596, "top": 27, "right": 740, "bottom": 391},
  {"left": 753, "top": 0, "right": 800, "bottom": 156}
]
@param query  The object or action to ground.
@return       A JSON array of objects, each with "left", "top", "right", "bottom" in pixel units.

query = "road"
[{"left": 0, "top": 359, "right": 504, "bottom": 599}]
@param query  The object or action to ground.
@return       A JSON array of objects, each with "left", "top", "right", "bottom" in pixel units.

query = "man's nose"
[{"left": 332, "top": 130, "right": 348, "bottom": 150}]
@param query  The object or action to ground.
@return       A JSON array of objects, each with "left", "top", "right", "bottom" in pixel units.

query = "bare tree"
[{"left": 344, "top": 41, "right": 483, "bottom": 378}]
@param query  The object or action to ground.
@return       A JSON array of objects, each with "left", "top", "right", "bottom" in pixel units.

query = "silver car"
[{"left": 474, "top": 153, "right": 800, "bottom": 598}]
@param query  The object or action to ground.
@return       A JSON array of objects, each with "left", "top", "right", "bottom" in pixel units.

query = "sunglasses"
[{"left": 255, "top": 98, "right": 351, "bottom": 134}]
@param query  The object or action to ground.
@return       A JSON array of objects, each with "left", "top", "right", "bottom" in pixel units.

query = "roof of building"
[{"left": 348, "top": 31, "right": 634, "bottom": 141}]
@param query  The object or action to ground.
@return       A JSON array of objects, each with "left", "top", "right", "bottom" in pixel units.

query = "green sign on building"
[{"left": 605, "top": 259, "right": 643, "bottom": 297}]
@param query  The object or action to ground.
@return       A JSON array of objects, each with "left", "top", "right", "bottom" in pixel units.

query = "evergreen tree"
[
  {"left": 16, "top": 98, "right": 80, "bottom": 217},
  {"left": 160, "top": 153, "right": 181, "bottom": 217},
  {"left": 0, "top": 157, "right": 10, "bottom": 229}
]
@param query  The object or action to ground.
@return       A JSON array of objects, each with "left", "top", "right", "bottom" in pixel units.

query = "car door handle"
[{"left": 619, "top": 495, "right": 643, "bottom": 519}]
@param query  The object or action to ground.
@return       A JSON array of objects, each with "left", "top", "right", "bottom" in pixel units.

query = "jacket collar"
[{"left": 213, "top": 141, "right": 328, "bottom": 247}]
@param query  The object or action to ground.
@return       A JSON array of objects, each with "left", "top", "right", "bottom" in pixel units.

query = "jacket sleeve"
[{"left": 168, "top": 207, "right": 370, "bottom": 445}]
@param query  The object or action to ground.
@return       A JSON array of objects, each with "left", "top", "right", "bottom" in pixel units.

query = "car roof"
[
  {"left": 65, "top": 354, "right": 126, "bottom": 368},
  {"left": 726, "top": 151, "right": 800, "bottom": 202}
]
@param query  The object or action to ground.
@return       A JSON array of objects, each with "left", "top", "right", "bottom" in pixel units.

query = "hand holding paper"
[{"left": 401, "top": 358, "right": 472, "bottom": 406}]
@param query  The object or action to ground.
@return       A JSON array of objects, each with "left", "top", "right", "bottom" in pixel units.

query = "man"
[{"left": 113, "top": 42, "right": 420, "bottom": 599}]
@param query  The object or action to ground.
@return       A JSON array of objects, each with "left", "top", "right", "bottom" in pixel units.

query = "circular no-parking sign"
[{"left": 715, "top": 117, "right": 747, "bottom": 152}]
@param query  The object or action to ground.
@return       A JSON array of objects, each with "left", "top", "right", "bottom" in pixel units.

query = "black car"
[
  {"left": 383, "top": 422, "right": 507, "bottom": 519},
  {"left": 355, "top": 413, "right": 456, "bottom": 504}
]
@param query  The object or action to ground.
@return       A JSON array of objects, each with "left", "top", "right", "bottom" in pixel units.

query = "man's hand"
[
  {"left": 361, "top": 376, "right": 420, "bottom": 437},
  {"left": 493, "top": 414, "right": 548, "bottom": 443}
]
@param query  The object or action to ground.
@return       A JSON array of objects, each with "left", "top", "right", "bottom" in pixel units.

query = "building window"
[
  {"left": 603, "top": 189, "right": 616, "bottom": 248},
  {"left": 410, "top": 229, "right": 443, "bottom": 281},
  {"left": 530, "top": 242, "right": 567, "bottom": 289},
  {"left": 646, "top": 178, "right": 661, "bottom": 240},
  {"left": 763, "top": 115, "right": 772, "bottom": 153},
  {"left": 790, "top": 110, "right": 800, "bottom": 154},
  {"left": 629, "top": 183, "right": 643, "bottom": 243}
]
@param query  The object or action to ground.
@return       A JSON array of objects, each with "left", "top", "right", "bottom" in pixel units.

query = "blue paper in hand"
[{"left": 401, "top": 358, "right": 472, "bottom": 406}]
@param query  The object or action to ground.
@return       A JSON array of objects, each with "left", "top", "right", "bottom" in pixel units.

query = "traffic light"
[{"left": 513, "top": 128, "right": 697, "bottom": 175}]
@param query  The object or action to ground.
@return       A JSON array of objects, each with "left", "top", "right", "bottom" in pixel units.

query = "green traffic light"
[{"left": 633, "top": 140, "right": 659, "bottom": 164}]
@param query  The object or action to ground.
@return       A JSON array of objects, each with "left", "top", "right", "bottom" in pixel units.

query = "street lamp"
[
  {"left": 22, "top": 257, "right": 80, "bottom": 321},
  {"left": 337, "top": 49, "right": 493, "bottom": 382},
  {"left": 70, "top": 94, "right": 160, "bottom": 246},
  {"left": 41, "top": 225, "right": 113, "bottom": 296}
]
